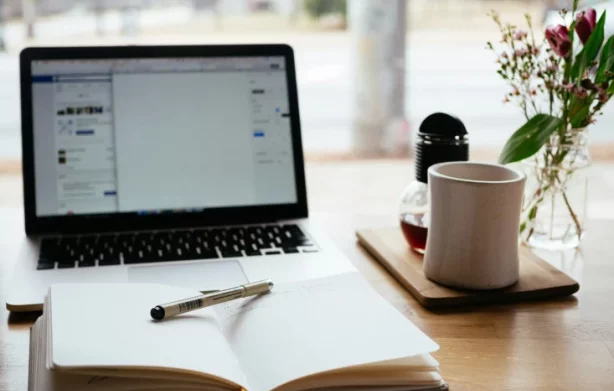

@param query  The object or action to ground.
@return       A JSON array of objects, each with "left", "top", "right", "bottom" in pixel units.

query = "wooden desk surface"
[{"left": 1, "top": 206, "right": 614, "bottom": 391}]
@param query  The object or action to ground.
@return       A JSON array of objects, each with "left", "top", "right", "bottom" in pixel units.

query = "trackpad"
[{"left": 127, "top": 260, "right": 248, "bottom": 291}]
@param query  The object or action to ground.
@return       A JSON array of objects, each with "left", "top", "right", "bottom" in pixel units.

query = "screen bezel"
[{"left": 21, "top": 45, "right": 308, "bottom": 235}]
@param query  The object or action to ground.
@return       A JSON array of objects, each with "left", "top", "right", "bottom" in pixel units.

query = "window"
[{"left": 1, "top": 0, "right": 612, "bottom": 163}]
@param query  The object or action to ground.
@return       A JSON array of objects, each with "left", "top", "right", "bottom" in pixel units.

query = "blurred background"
[{"left": 0, "top": 0, "right": 612, "bottom": 166}]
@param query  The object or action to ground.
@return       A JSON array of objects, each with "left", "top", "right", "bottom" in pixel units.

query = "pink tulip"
[
  {"left": 575, "top": 8, "right": 597, "bottom": 44},
  {"left": 546, "top": 25, "right": 572, "bottom": 57}
]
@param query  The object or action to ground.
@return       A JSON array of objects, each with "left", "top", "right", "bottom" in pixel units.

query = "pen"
[{"left": 150, "top": 279, "right": 274, "bottom": 320}]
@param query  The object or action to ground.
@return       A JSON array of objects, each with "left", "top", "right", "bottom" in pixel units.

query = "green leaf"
[
  {"left": 528, "top": 205, "right": 538, "bottom": 220},
  {"left": 571, "top": 11, "right": 606, "bottom": 80},
  {"left": 570, "top": 103, "right": 591, "bottom": 127},
  {"left": 498, "top": 114, "right": 563, "bottom": 164},
  {"left": 596, "top": 35, "right": 614, "bottom": 82},
  {"left": 568, "top": 94, "right": 593, "bottom": 128},
  {"left": 569, "top": 19, "right": 577, "bottom": 49},
  {"left": 585, "top": 11, "right": 605, "bottom": 60}
]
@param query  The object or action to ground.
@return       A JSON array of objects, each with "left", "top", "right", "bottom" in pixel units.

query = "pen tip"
[{"left": 150, "top": 306, "right": 165, "bottom": 321}]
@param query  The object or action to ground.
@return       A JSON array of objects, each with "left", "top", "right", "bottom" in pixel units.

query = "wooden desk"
[{"left": 1, "top": 206, "right": 614, "bottom": 391}]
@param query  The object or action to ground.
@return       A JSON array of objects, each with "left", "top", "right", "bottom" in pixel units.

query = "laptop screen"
[{"left": 30, "top": 56, "right": 297, "bottom": 217}]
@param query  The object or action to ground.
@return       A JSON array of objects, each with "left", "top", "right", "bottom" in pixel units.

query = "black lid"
[{"left": 415, "top": 113, "right": 469, "bottom": 183}]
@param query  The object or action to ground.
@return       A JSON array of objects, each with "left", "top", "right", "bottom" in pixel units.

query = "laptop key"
[
  {"left": 288, "top": 238, "right": 314, "bottom": 247},
  {"left": 173, "top": 248, "right": 190, "bottom": 260},
  {"left": 211, "top": 228, "right": 227, "bottom": 238},
  {"left": 61, "top": 238, "right": 78, "bottom": 255},
  {"left": 263, "top": 249, "right": 282, "bottom": 255},
  {"left": 192, "top": 247, "right": 210, "bottom": 260},
  {"left": 283, "top": 247, "right": 299, "bottom": 254},
  {"left": 123, "top": 248, "right": 151, "bottom": 264},
  {"left": 187, "top": 248, "right": 218, "bottom": 260},
  {"left": 37, "top": 261, "right": 55, "bottom": 270},
  {"left": 193, "top": 229, "right": 209, "bottom": 239},
  {"left": 117, "top": 234, "right": 134, "bottom": 248},
  {"left": 226, "top": 227, "right": 240, "bottom": 235},
  {"left": 155, "top": 248, "right": 173, "bottom": 261},
  {"left": 57, "top": 261, "right": 76, "bottom": 269},
  {"left": 135, "top": 232, "right": 153, "bottom": 243},
  {"left": 78, "top": 260, "right": 96, "bottom": 267},
  {"left": 78, "top": 235, "right": 96, "bottom": 248},
  {"left": 282, "top": 225, "right": 307, "bottom": 239},
  {"left": 220, "top": 249, "right": 242, "bottom": 258},
  {"left": 40, "top": 237, "right": 61, "bottom": 257},
  {"left": 99, "top": 258, "right": 121, "bottom": 266},
  {"left": 92, "top": 250, "right": 115, "bottom": 265}
]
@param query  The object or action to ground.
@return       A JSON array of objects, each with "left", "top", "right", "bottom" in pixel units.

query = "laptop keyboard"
[{"left": 37, "top": 224, "right": 318, "bottom": 270}]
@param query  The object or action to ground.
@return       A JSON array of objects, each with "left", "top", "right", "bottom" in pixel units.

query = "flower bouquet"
[{"left": 487, "top": 0, "right": 613, "bottom": 249}]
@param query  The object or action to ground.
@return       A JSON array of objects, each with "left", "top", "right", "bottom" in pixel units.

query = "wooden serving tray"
[{"left": 356, "top": 227, "right": 580, "bottom": 308}]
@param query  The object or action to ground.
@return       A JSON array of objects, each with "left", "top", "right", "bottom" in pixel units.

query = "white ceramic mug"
[{"left": 423, "top": 162, "right": 526, "bottom": 290}]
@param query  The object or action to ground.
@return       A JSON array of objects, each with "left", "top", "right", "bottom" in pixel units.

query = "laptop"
[{"left": 7, "top": 44, "right": 355, "bottom": 312}]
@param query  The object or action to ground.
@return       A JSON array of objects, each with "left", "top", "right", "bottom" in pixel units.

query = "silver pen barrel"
[{"left": 151, "top": 279, "right": 274, "bottom": 320}]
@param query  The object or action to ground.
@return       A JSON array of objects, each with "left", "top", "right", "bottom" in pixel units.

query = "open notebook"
[{"left": 29, "top": 272, "right": 448, "bottom": 391}]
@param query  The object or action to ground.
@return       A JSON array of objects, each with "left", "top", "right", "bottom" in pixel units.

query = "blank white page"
[
  {"left": 214, "top": 272, "right": 439, "bottom": 391},
  {"left": 49, "top": 283, "right": 247, "bottom": 390}
]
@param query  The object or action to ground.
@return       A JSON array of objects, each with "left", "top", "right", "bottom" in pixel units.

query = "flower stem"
[{"left": 557, "top": 177, "right": 583, "bottom": 236}]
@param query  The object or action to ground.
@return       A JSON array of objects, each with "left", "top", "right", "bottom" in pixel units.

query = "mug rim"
[{"left": 428, "top": 162, "right": 526, "bottom": 185}]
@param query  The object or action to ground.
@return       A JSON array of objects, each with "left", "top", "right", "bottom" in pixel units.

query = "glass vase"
[{"left": 521, "top": 129, "right": 590, "bottom": 250}]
